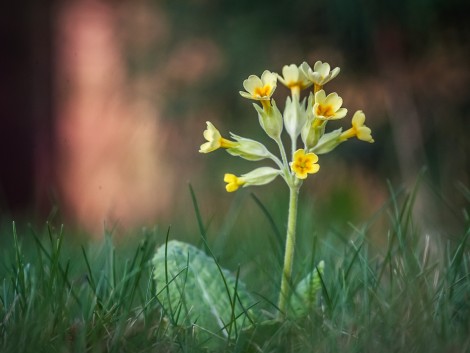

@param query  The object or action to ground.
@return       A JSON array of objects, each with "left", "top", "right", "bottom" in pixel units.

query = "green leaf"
[
  {"left": 152, "top": 240, "right": 258, "bottom": 343},
  {"left": 289, "top": 261, "right": 325, "bottom": 318}
]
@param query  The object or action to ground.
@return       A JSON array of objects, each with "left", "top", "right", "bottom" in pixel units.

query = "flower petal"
[
  {"left": 239, "top": 91, "right": 254, "bottom": 99},
  {"left": 296, "top": 170, "right": 308, "bottom": 179},
  {"left": 352, "top": 110, "right": 366, "bottom": 127},
  {"left": 314, "top": 90, "right": 327, "bottom": 104},
  {"left": 199, "top": 121, "right": 222, "bottom": 153},
  {"left": 316, "top": 62, "right": 330, "bottom": 78},
  {"left": 325, "top": 92, "right": 342, "bottom": 112},
  {"left": 261, "top": 70, "right": 277, "bottom": 87},
  {"left": 310, "top": 163, "right": 320, "bottom": 173},
  {"left": 281, "top": 64, "right": 299, "bottom": 85},
  {"left": 199, "top": 141, "right": 213, "bottom": 153},
  {"left": 299, "top": 61, "right": 312, "bottom": 77},
  {"left": 357, "top": 126, "right": 374, "bottom": 142},
  {"left": 203, "top": 121, "right": 220, "bottom": 140},
  {"left": 333, "top": 108, "right": 348, "bottom": 119},
  {"left": 330, "top": 67, "right": 340, "bottom": 80},
  {"left": 224, "top": 173, "right": 244, "bottom": 192},
  {"left": 293, "top": 148, "right": 305, "bottom": 161},
  {"left": 307, "top": 152, "right": 319, "bottom": 163},
  {"left": 310, "top": 72, "right": 323, "bottom": 84},
  {"left": 243, "top": 75, "right": 263, "bottom": 95}
]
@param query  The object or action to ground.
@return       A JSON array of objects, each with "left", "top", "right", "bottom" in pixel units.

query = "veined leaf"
[{"left": 152, "top": 240, "right": 258, "bottom": 342}]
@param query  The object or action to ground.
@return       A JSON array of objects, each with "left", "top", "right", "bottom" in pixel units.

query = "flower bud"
[
  {"left": 284, "top": 96, "right": 307, "bottom": 142},
  {"left": 301, "top": 93, "right": 321, "bottom": 149},
  {"left": 253, "top": 100, "right": 283, "bottom": 140},
  {"left": 301, "top": 118, "right": 325, "bottom": 150},
  {"left": 226, "top": 133, "right": 272, "bottom": 161},
  {"left": 241, "top": 167, "right": 281, "bottom": 186},
  {"left": 311, "top": 128, "right": 343, "bottom": 154}
]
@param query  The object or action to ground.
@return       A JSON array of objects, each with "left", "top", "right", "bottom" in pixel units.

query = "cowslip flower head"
[
  {"left": 313, "top": 90, "right": 347, "bottom": 121},
  {"left": 278, "top": 64, "right": 312, "bottom": 95},
  {"left": 239, "top": 70, "right": 277, "bottom": 101},
  {"left": 290, "top": 149, "right": 320, "bottom": 179},
  {"left": 303, "top": 61, "right": 340, "bottom": 88},
  {"left": 224, "top": 167, "right": 280, "bottom": 192},
  {"left": 340, "top": 110, "right": 374, "bottom": 143},
  {"left": 199, "top": 121, "right": 237, "bottom": 153}
]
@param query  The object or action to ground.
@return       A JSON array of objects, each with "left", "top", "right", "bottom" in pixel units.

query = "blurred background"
[{"left": 1, "top": 0, "right": 469, "bottom": 238}]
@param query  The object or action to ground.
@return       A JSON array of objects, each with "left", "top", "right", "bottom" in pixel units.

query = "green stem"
[
  {"left": 291, "top": 138, "right": 297, "bottom": 160},
  {"left": 276, "top": 138, "right": 289, "bottom": 169},
  {"left": 277, "top": 184, "right": 300, "bottom": 318},
  {"left": 275, "top": 139, "right": 292, "bottom": 183}
]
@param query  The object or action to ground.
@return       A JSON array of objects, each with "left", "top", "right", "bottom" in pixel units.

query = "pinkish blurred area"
[
  {"left": 1, "top": 0, "right": 469, "bottom": 236},
  {"left": 53, "top": 1, "right": 224, "bottom": 234},
  {"left": 54, "top": 1, "right": 170, "bottom": 233}
]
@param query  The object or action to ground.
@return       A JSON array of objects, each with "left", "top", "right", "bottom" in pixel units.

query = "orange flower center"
[
  {"left": 254, "top": 84, "right": 272, "bottom": 97},
  {"left": 315, "top": 104, "right": 335, "bottom": 118},
  {"left": 294, "top": 157, "right": 309, "bottom": 171}
]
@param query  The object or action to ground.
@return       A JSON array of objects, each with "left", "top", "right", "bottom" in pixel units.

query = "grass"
[{"left": 1, "top": 181, "right": 470, "bottom": 352}]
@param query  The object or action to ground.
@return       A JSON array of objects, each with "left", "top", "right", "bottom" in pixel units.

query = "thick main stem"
[{"left": 277, "top": 185, "right": 299, "bottom": 317}]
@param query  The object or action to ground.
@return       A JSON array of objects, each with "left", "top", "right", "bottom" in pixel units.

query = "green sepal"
[
  {"left": 311, "top": 128, "right": 343, "bottom": 154},
  {"left": 226, "top": 133, "right": 272, "bottom": 161}
]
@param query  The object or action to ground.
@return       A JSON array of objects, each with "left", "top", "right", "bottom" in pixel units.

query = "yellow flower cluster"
[{"left": 199, "top": 60, "right": 374, "bottom": 192}]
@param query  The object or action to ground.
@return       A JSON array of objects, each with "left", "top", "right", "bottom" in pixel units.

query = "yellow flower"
[
  {"left": 224, "top": 167, "right": 280, "bottom": 192},
  {"left": 224, "top": 174, "right": 245, "bottom": 192},
  {"left": 340, "top": 110, "right": 374, "bottom": 143},
  {"left": 278, "top": 64, "right": 312, "bottom": 95},
  {"left": 199, "top": 121, "right": 237, "bottom": 153},
  {"left": 313, "top": 90, "right": 347, "bottom": 121},
  {"left": 290, "top": 149, "right": 320, "bottom": 179},
  {"left": 303, "top": 61, "right": 340, "bottom": 89},
  {"left": 239, "top": 70, "right": 277, "bottom": 101}
]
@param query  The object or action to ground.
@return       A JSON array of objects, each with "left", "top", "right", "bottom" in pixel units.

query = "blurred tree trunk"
[{"left": 0, "top": 1, "right": 55, "bottom": 218}]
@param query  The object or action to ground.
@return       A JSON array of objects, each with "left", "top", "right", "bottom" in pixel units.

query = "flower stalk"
[{"left": 278, "top": 183, "right": 300, "bottom": 317}]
